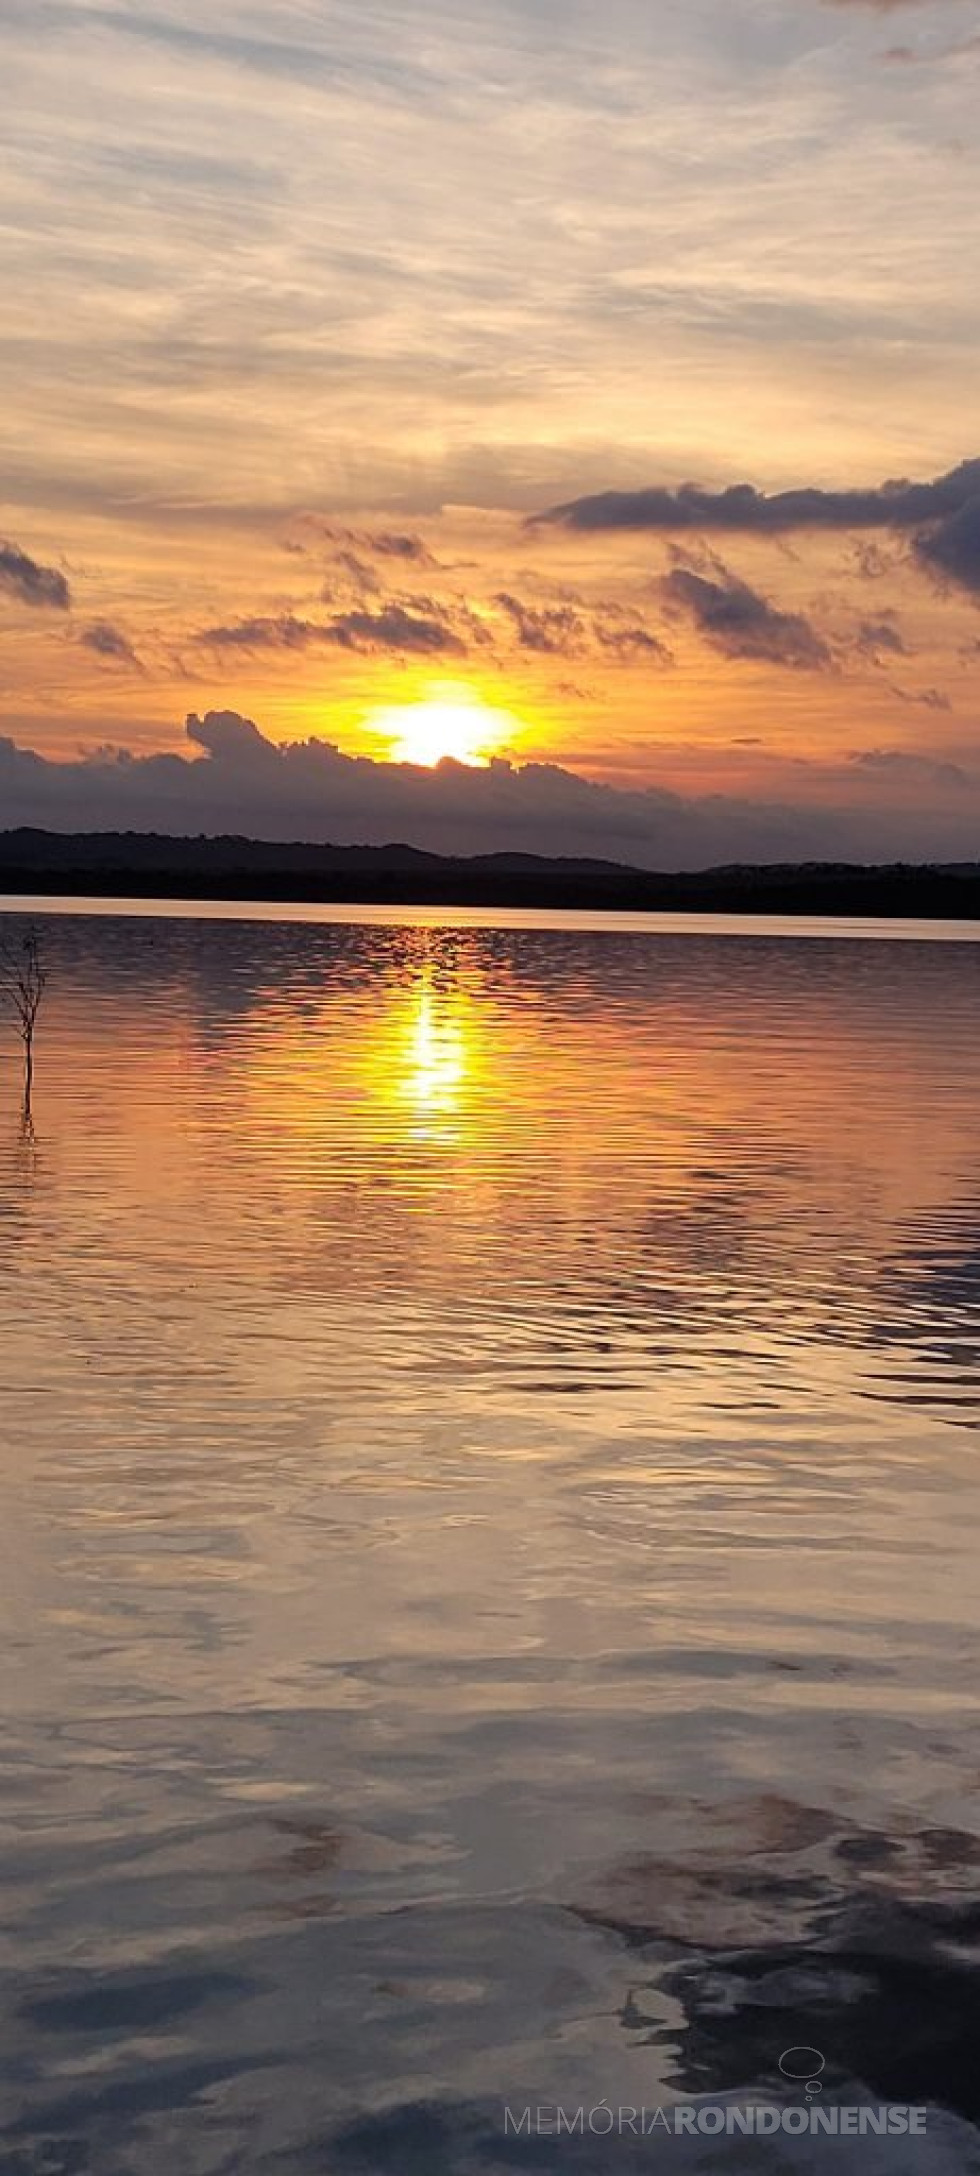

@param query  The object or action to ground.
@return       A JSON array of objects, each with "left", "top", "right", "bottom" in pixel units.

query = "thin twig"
[{"left": 0, "top": 924, "right": 47, "bottom": 1116}]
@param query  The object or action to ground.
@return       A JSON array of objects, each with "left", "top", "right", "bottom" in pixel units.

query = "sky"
[{"left": 1, "top": 0, "right": 979, "bottom": 866}]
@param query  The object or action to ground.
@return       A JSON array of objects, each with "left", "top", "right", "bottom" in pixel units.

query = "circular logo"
[{"left": 779, "top": 2047, "right": 826, "bottom": 2096}]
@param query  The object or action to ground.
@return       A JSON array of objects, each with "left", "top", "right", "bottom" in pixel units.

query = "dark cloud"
[
  {"left": 494, "top": 591, "right": 672, "bottom": 663},
  {"left": 367, "top": 532, "right": 433, "bottom": 565},
  {"left": 2, "top": 710, "right": 977, "bottom": 870},
  {"left": 186, "top": 710, "right": 276, "bottom": 763},
  {"left": 595, "top": 622, "right": 673, "bottom": 662},
  {"left": 197, "top": 613, "right": 319, "bottom": 651},
  {"left": 0, "top": 538, "right": 71, "bottom": 611},
  {"left": 535, "top": 457, "right": 980, "bottom": 568},
  {"left": 197, "top": 590, "right": 668, "bottom": 668},
  {"left": 851, "top": 748, "right": 967, "bottom": 787},
  {"left": 78, "top": 620, "right": 143, "bottom": 668},
  {"left": 494, "top": 592, "right": 587, "bottom": 654},
  {"left": 296, "top": 520, "right": 436, "bottom": 569},
  {"left": 333, "top": 604, "right": 465, "bottom": 654},
  {"left": 889, "top": 683, "right": 952, "bottom": 711},
  {"left": 539, "top": 458, "right": 980, "bottom": 602},
  {"left": 660, "top": 563, "right": 833, "bottom": 670},
  {"left": 855, "top": 616, "right": 907, "bottom": 661},
  {"left": 196, "top": 605, "right": 466, "bottom": 656},
  {"left": 850, "top": 540, "right": 900, "bottom": 581},
  {"left": 915, "top": 495, "right": 980, "bottom": 595}
]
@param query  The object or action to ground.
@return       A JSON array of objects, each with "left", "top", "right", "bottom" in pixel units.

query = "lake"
[{"left": 1, "top": 903, "right": 979, "bottom": 2174}]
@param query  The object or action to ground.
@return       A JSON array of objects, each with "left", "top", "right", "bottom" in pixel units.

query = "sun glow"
[{"left": 366, "top": 687, "right": 521, "bottom": 767}]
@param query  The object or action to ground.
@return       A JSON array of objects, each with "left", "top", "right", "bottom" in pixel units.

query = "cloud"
[
  {"left": 196, "top": 613, "right": 319, "bottom": 651},
  {"left": 851, "top": 748, "right": 967, "bottom": 787},
  {"left": 5, "top": 0, "right": 979, "bottom": 590},
  {"left": 660, "top": 563, "right": 833, "bottom": 670},
  {"left": 915, "top": 496, "right": 980, "bottom": 595},
  {"left": 2, "top": 709, "right": 977, "bottom": 870},
  {"left": 595, "top": 621, "right": 673, "bottom": 662},
  {"left": 0, "top": 539, "right": 71, "bottom": 611},
  {"left": 823, "top": 0, "right": 967, "bottom": 11},
  {"left": 329, "top": 550, "right": 382, "bottom": 594},
  {"left": 493, "top": 590, "right": 672, "bottom": 662},
  {"left": 850, "top": 541, "right": 902, "bottom": 582},
  {"left": 855, "top": 616, "right": 906, "bottom": 660},
  {"left": 195, "top": 588, "right": 671, "bottom": 669},
  {"left": 494, "top": 592, "right": 587, "bottom": 654},
  {"left": 539, "top": 457, "right": 980, "bottom": 602},
  {"left": 889, "top": 683, "right": 952, "bottom": 711},
  {"left": 78, "top": 620, "right": 143, "bottom": 668},
  {"left": 296, "top": 521, "right": 436, "bottom": 570},
  {"left": 186, "top": 709, "right": 276, "bottom": 763},
  {"left": 366, "top": 532, "right": 433, "bottom": 565},
  {"left": 196, "top": 605, "right": 466, "bottom": 655},
  {"left": 884, "top": 31, "right": 980, "bottom": 58},
  {"left": 332, "top": 604, "right": 466, "bottom": 654},
  {"left": 535, "top": 456, "right": 980, "bottom": 542}
]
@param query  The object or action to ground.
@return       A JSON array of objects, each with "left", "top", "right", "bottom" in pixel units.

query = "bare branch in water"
[{"left": 0, "top": 924, "right": 48, "bottom": 1120}]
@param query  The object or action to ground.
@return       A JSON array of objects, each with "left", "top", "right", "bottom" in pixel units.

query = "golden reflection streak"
[
  {"left": 231, "top": 949, "right": 493, "bottom": 1159},
  {"left": 401, "top": 966, "right": 468, "bottom": 1137}
]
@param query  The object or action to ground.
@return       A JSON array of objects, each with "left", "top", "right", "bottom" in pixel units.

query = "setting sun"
[{"left": 365, "top": 687, "right": 521, "bottom": 768}]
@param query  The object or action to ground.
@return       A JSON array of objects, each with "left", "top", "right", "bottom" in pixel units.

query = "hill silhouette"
[{"left": 1, "top": 827, "right": 978, "bottom": 916}]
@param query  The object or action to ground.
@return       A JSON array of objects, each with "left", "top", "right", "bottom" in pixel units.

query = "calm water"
[{"left": 2, "top": 905, "right": 979, "bottom": 2174}]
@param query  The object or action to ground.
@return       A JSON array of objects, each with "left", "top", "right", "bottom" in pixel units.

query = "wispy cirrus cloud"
[
  {"left": 292, "top": 522, "right": 438, "bottom": 569},
  {"left": 822, "top": 0, "right": 967, "bottom": 10},
  {"left": 5, "top": 0, "right": 980, "bottom": 543}
]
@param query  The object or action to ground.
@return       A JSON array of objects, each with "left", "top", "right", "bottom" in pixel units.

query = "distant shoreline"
[{"left": 1, "top": 829, "right": 979, "bottom": 918}]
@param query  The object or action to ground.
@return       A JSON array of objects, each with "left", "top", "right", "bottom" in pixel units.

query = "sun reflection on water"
[
  {"left": 228, "top": 941, "right": 494, "bottom": 1164},
  {"left": 400, "top": 967, "right": 470, "bottom": 1138}
]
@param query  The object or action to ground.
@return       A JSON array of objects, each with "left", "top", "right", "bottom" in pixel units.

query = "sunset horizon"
[{"left": 3, "top": 0, "right": 980, "bottom": 864}]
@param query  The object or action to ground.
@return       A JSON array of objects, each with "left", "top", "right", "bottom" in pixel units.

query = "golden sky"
[{"left": 1, "top": 0, "right": 979, "bottom": 864}]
